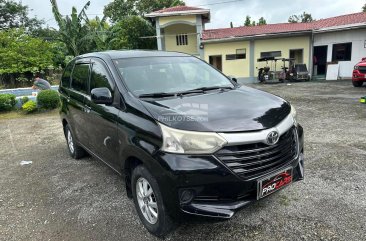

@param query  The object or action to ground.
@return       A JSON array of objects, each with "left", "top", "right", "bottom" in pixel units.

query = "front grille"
[
  {"left": 358, "top": 66, "right": 366, "bottom": 74},
  {"left": 215, "top": 127, "right": 298, "bottom": 180}
]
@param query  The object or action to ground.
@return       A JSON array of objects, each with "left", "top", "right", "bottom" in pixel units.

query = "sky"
[{"left": 23, "top": 0, "right": 366, "bottom": 29}]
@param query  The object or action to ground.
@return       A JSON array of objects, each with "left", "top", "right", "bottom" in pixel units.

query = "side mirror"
[
  {"left": 91, "top": 87, "right": 113, "bottom": 105},
  {"left": 228, "top": 76, "right": 238, "bottom": 83}
]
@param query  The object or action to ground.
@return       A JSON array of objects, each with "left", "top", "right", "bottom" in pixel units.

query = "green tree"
[
  {"left": 244, "top": 16, "right": 267, "bottom": 26},
  {"left": 244, "top": 15, "right": 251, "bottom": 26},
  {"left": 363, "top": 3, "right": 366, "bottom": 12},
  {"left": 104, "top": 0, "right": 185, "bottom": 22},
  {"left": 110, "top": 16, "right": 156, "bottom": 50},
  {"left": 301, "top": 12, "right": 314, "bottom": 22},
  {"left": 0, "top": 29, "right": 54, "bottom": 74},
  {"left": 0, "top": 0, "right": 43, "bottom": 31},
  {"left": 288, "top": 12, "right": 314, "bottom": 23},
  {"left": 50, "top": 0, "right": 92, "bottom": 56},
  {"left": 257, "top": 17, "right": 267, "bottom": 26},
  {"left": 0, "top": 29, "right": 54, "bottom": 86},
  {"left": 49, "top": 41, "right": 68, "bottom": 68},
  {"left": 31, "top": 27, "right": 59, "bottom": 40},
  {"left": 29, "top": 27, "right": 68, "bottom": 68},
  {"left": 288, "top": 15, "right": 300, "bottom": 23}
]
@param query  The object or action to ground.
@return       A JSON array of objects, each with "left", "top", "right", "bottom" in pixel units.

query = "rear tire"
[
  {"left": 64, "top": 124, "right": 86, "bottom": 159},
  {"left": 352, "top": 81, "right": 364, "bottom": 87},
  {"left": 131, "top": 165, "right": 174, "bottom": 238}
]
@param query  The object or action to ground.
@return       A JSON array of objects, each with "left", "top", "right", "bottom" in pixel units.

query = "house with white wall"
[
  {"left": 313, "top": 23, "right": 366, "bottom": 78},
  {"left": 147, "top": 7, "right": 366, "bottom": 82}
]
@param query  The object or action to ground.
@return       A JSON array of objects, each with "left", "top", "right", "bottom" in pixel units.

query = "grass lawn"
[{"left": 0, "top": 109, "right": 59, "bottom": 120}]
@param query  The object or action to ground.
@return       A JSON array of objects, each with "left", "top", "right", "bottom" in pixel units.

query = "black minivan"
[{"left": 59, "top": 50, "right": 304, "bottom": 237}]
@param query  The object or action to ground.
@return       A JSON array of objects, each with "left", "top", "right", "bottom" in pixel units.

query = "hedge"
[
  {"left": 22, "top": 100, "right": 37, "bottom": 113},
  {"left": 0, "top": 94, "right": 16, "bottom": 112},
  {"left": 37, "top": 90, "right": 60, "bottom": 109}
]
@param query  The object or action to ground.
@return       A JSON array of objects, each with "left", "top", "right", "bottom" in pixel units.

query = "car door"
[
  {"left": 83, "top": 58, "right": 120, "bottom": 169},
  {"left": 69, "top": 60, "right": 91, "bottom": 147},
  {"left": 59, "top": 59, "right": 74, "bottom": 114}
]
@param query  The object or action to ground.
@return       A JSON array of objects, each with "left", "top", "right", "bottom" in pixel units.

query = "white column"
[
  {"left": 155, "top": 18, "right": 162, "bottom": 50},
  {"left": 196, "top": 15, "right": 204, "bottom": 58}
]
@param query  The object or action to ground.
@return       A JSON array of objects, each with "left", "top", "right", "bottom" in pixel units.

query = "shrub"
[
  {"left": 37, "top": 90, "right": 60, "bottom": 109},
  {"left": 0, "top": 94, "right": 16, "bottom": 112},
  {"left": 21, "top": 96, "right": 29, "bottom": 104},
  {"left": 22, "top": 100, "right": 37, "bottom": 113}
]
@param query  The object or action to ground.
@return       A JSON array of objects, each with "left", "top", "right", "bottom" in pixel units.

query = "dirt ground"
[{"left": 0, "top": 80, "right": 365, "bottom": 241}]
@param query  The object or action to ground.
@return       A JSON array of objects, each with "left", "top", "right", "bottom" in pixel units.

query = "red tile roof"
[
  {"left": 203, "top": 12, "right": 366, "bottom": 41},
  {"left": 203, "top": 22, "right": 313, "bottom": 41},
  {"left": 312, "top": 12, "right": 366, "bottom": 29},
  {"left": 151, "top": 6, "right": 206, "bottom": 14}
]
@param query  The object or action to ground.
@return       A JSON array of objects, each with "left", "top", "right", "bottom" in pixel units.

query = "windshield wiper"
[
  {"left": 138, "top": 92, "right": 176, "bottom": 98},
  {"left": 138, "top": 86, "right": 234, "bottom": 98},
  {"left": 178, "top": 86, "right": 234, "bottom": 95}
]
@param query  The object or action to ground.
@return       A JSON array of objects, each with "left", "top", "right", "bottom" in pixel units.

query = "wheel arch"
[{"left": 124, "top": 156, "right": 144, "bottom": 198}]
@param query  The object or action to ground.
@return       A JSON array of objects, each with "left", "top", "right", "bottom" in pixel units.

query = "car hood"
[
  {"left": 139, "top": 86, "right": 291, "bottom": 132},
  {"left": 356, "top": 61, "right": 366, "bottom": 67}
]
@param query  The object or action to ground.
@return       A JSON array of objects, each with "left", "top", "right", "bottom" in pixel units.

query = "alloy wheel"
[
  {"left": 67, "top": 130, "right": 74, "bottom": 154},
  {"left": 136, "top": 177, "right": 158, "bottom": 224}
]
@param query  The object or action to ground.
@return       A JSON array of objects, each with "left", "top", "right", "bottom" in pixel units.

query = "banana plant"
[
  {"left": 88, "top": 16, "right": 111, "bottom": 51},
  {"left": 50, "top": 0, "right": 92, "bottom": 56}
]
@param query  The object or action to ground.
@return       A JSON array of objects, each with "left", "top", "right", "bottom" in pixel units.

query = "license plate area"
[{"left": 257, "top": 168, "right": 293, "bottom": 199}]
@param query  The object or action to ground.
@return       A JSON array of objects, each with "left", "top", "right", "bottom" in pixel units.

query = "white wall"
[{"left": 314, "top": 28, "right": 366, "bottom": 78}]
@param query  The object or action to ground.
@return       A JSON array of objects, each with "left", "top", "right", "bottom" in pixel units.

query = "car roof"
[{"left": 77, "top": 50, "right": 191, "bottom": 60}]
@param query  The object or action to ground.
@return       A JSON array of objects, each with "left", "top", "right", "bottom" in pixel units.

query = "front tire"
[
  {"left": 131, "top": 165, "right": 174, "bottom": 237},
  {"left": 352, "top": 80, "right": 364, "bottom": 87},
  {"left": 64, "top": 124, "right": 86, "bottom": 159}
]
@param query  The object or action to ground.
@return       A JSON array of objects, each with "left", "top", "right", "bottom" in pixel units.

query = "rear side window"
[
  {"left": 90, "top": 61, "right": 114, "bottom": 91},
  {"left": 61, "top": 61, "right": 74, "bottom": 88},
  {"left": 71, "top": 63, "right": 90, "bottom": 94}
]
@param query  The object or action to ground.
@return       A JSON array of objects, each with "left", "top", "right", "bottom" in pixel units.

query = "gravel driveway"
[{"left": 0, "top": 80, "right": 365, "bottom": 241}]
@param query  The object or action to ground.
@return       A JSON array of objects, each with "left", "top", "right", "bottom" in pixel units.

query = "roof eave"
[
  {"left": 145, "top": 9, "right": 210, "bottom": 18},
  {"left": 313, "top": 22, "right": 366, "bottom": 33}
]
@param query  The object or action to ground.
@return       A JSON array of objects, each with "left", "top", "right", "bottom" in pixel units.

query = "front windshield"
[{"left": 113, "top": 56, "right": 234, "bottom": 96}]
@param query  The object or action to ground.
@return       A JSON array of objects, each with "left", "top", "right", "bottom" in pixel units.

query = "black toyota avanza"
[{"left": 59, "top": 50, "right": 304, "bottom": 237}]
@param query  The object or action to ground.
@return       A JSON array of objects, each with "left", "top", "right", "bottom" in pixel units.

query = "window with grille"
[
  {"left": 226, "top": 49, "right": 246, "bottom": 60},
  {"left": 176, "top": 34, "right": 188, "bottom": 46},
  {"left": 260, "top": 51, "right": 282, "bottom": 58},
  {"left": 332, "top": 43, "right": 352, "bottom": 61}
]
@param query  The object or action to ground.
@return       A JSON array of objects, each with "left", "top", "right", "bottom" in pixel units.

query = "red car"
[{"left": 352, "top": 57, "right": 366, "bottom": 87}]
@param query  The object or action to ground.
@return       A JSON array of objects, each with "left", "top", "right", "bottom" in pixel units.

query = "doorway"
[
  {"left": 290, "top": 49, "right": 304, "bottom": 64},
  {"left": 209, "top": 55, "right": 222, "bottom": 71},
  {"left": 313, "top": 46, "right": 328, "bottom": 76}
]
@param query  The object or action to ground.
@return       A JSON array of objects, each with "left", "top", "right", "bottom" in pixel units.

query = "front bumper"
[
  {"left": 152, "top": 125, "right": 304, "bottom": 218},
  {"left": 352, "top": 70, "right": 366, "bottom": 81},
  {"left": 295, "top": 72, "right": 309, "bottom": 80},
  {"left": 180, "top": 153, "right": 304, "bottom": 218}
]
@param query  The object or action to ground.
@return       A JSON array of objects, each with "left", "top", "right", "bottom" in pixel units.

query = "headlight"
[
  {"left": 159, "top": 123, "right": 227, "bottom": 154},
  {"left": 291, "top": 105, "right": 298, "bottom": 126},
  {"left": 354, "top": 65, "right": 359, "bottom": 70}
]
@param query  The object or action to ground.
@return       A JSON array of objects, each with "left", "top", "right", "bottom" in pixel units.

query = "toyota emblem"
[{"left": 267, "top": 131, "right": 279, "bottom": 145}]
